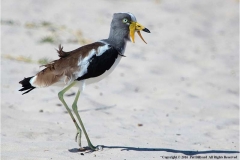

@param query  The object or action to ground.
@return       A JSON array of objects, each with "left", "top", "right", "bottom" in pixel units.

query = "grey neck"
[{"left": 101, "top": 29, "right": 129, "bottom": 55}]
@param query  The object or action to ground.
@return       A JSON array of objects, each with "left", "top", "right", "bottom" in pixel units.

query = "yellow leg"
[
  {"left": 58, "top": 82, "right": 82, "bottom": 147},
  {"left": 72, "top": 90, "right": 96, "bottom": 150}
]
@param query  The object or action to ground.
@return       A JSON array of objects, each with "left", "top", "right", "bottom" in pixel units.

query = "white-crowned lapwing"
[{"left": 19, "top": 12, "right": 150, "bottom": 150}]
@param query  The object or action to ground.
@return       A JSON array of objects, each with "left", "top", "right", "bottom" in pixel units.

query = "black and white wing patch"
[{"left": 76, "top": 45, "right": 119, "bottom": 81}]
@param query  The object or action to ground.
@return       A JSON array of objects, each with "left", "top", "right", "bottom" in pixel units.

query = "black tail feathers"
[{"left": 19, "top": 76, "right": 36, "bottom": 95}]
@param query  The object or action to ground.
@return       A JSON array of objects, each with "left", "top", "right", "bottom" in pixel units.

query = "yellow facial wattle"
[{"left": 129, "top": 22, "right": 136, "bottom": 43}]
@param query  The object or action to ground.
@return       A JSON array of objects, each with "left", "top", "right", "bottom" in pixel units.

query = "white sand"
[{"left": 1, "top": 0, "right": 239, "bottom": 159}]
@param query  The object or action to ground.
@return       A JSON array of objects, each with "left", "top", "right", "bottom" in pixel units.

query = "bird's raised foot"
[{"left": 75, "top": 129, "right": 82, "bottom": 147}]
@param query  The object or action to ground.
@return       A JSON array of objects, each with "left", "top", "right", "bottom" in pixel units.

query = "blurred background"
[{"left": 1, "top": 0, "right": 239, "bottom": 159}]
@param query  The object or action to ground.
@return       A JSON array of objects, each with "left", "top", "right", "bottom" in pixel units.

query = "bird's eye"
[{"left": 122, "top": 18, "right": 128, "bottom": 23}]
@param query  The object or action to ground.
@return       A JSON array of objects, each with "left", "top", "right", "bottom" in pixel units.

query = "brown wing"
[{"left": 33, "top": 42, "right": 104, "bottom": 87}]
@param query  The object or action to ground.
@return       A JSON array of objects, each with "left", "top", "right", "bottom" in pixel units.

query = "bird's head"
[{"left": 110, "top": 13, "right": 150, "bottom": 44}]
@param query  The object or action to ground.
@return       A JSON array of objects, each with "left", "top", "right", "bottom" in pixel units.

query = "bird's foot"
[
  {"left": 88, "top": 143, "right": 97, "bottom": 151},
  {"left": 96, "top": 145, "right": 103, "bottom": 151},
  {"left": 75, "top": 129, "right": 82, "bottom": 147},
  {"left": 78, "top": 145, "right": 102, "bottom": 152}
]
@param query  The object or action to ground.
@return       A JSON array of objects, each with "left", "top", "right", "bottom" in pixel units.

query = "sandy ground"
[{"left": 1, "top": 0, "right": 239, "bottom": 159}]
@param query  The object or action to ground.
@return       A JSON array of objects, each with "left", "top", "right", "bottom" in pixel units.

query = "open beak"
[{"left": 129, "top": 22, "right": 150, "bottom": 44}]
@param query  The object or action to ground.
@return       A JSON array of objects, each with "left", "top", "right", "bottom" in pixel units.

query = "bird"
[{"left": 19, "top": 12, "right": 150, "bottom": 151}]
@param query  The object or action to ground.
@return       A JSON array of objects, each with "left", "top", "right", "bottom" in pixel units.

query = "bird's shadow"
[{"left": 69, "top": 145, "right": 239, "bottom": 155}]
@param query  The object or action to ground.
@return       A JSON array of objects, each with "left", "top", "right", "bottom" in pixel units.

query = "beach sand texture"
[{"left": 1, "top": 0, "right": 239, "bottom": 159}]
